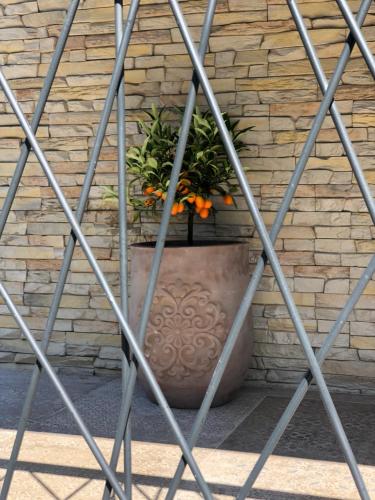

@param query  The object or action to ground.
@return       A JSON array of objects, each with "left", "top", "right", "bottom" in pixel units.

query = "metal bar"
[
  {"left": 236, "top": 2, "right": 375, "bottom": 498},
  {"left": 237, "top": 257, "right": 375, "bottom": 500},
  {"left": 103, "top": 2, "right": 218, "bottom": 498},
  {"left": 0, "top": 0, "right": 373, "bottom": 498},
  {"left": 0, "top": 2, "right": 81, "bottom": 497},
  {"left": 167, "top": 1, "right": 370, "bottom": 498},
  {"left": 0, "top": 0, "right": 80, "bottom": 239},
  {"left": 166, "top": 0, "right": 372, "bottom": 492},
  {"left": 288, "top": 0, "right": 375, "bottom": 222},
  {"left": 0, "top": 66, "right": 211, "bottom": 500},
  {"left": 115, "top": 0, "right": 132, "bottom": 498},
  {"left": 0, "top": 3, "right": 140, "bottom": 498},
  {"left": 335, "top": 0, "right": 375, "bottom": 77},
  {"left": 0, "top": 283, "right": 127, "bottom": 500}
]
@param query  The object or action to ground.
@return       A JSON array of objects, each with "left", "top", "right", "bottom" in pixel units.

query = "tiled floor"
[
  {"left": 220, "top": 395, "right": 375, "bottom": 464},
  {"left": 0, "top": 367, "right": 374, "bottom": 499}
]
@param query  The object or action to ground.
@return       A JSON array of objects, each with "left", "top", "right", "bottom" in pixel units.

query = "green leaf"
[
  {"left": 147, "top": 157, "right": 158, "bottom": 168},
  {"left": 102, "top": 186, "right": 118, "bottom": 199}
]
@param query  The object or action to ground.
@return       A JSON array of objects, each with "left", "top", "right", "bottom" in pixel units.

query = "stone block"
[
  {"left": 294, "top": 277, "right": 325, "bottom": 293},
  {"left": 66, "top": 344, "right": 99, "bottom": 356},
  {"left": 210, "top": 35, "right": 262, "bottom": 52},
  {"left": 0, "top": 246, "right": 55, "bottom": 260},
  {"left": 358, "top": 350, "right": 375, "bottom": 362},
  {"left": 66, "top": 333, "right": 121, "bottom": 347},
  {"left": 315, "top": 239, "right": 356, "bottom": 253},
  {"left": 324, "top": 279, "right": 350, "bottom": 294},
  {"left": 99, "top": 346, "right": 122, "bottom": 359},
  {"left": 22, "top": 10, "right": 65, "bottom": 27},
  {"left": 94, "top": 358, "right": 121, "bottom": 369},
  {"left": 0, "top": 352, "right": 15, "bottom": 362},
  {"left": 323, "top": 360, "right": 375, "bottom": 378},
  {"left": 351, "top": 337, "right": 375, "bottom": 349},
  {"left": 228, "top": 0, "right": 266, "bottom": 11},
  {"left": 351, "top": 322, "right": 375, "bottom": 337}
]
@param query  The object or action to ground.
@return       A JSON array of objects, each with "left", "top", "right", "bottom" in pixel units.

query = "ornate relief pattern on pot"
[{"left": 144, "top": 279, "right": 227, "bottom": 382}]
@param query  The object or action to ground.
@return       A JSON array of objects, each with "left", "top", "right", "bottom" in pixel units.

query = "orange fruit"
[
  {"left": 143, "top": 186, "right": 154, "bottom": 195},
  {"left": 171, "top": 202, "right": 179, "bottom": 216},
  {"left": 187, "top": 194, "right": 196, "bottom": 204},
  {"left": 195, "top": 205, "right": 201, "bottom": 214},
  {"left": 204, "top": 199, "right": 212, "bottom": 209},
  {"left": 161, "top": 192, "right": 167, "bottom": 201},
  {"left": 144, "top": 198, "right": 155, "bottom": 207},
  {"left": 177, "top": 202, "right": 185, "bottom": 213},
  {"left": 195, "top": 195, "right": 205, "bottom": 209},
  {"left": 181, "top": 187, "right": 190, "bottom": 195},
  {"left": 223, "top": 194, "right": 234, "bottom": 205},
  {"left": 154, "top": 190, "right": 162, "bottom": 198},
  {"left": 200, "top": 208, "right": 209, "bottom": 219}
]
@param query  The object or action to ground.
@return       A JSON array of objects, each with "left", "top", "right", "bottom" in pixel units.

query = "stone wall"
[{"left": 0, "top": 0, "right": 374, "bottom": 388}]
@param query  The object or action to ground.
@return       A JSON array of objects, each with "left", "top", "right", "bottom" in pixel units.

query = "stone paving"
[{"left": 0, "top": 367, "right": 374, "bottom": 499}]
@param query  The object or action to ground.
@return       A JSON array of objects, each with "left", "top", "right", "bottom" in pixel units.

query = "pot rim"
[{"left": 131, "top": 239, "right": 249, "bottom": 249}]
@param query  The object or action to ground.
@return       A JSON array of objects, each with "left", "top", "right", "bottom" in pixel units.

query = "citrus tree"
[{"left": 105, "top": 105, "right": 251, "bottom": 244}]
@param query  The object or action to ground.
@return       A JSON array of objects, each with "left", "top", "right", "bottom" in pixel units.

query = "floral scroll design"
[{"left": 144, "top": 279, "right": 227, "bottom": 382}]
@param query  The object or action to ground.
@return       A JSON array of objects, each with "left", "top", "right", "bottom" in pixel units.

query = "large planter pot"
[{"left": 129, "top": 241, "right": 253, "bottom": 409}]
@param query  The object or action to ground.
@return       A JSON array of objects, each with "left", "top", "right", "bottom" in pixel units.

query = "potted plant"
[{"left": 105, "top": 106, "right": 253, "bottom": 408}]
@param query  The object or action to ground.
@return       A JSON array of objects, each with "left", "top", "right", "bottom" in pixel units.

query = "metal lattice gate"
[{"left": 0, "top": 0, "right": 374, "bottom": 498}]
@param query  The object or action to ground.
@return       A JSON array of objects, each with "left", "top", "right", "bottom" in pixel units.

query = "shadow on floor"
[
  {"left": 0, "top": 459, "right": 338, "bottom": 500},
  {"left": 1, "top": 366, "right": 375, "bottom": 500}
]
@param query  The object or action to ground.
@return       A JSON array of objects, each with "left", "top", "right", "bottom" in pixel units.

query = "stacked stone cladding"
[{"left": 0, "top": 0, "right": 374, "bottom": 388}]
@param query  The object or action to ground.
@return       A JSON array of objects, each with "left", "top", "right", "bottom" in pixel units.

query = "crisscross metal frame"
[{"left": 0, "top": 0, "right": 374, "bottom": 499}]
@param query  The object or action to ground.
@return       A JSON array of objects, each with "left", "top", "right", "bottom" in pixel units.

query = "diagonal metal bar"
[
  {"left": 287, "top": 0, "right": 375, "bottom": 220},
  {"left": 0, "top": 283, "right": 127, "bottom": 500},
  {"left": 0, "top": 2, "right": 371, "bottom": 498},
  {"left": 0, "top": 0, "right": 80, "bottom": 239},
  {"left": 166, "top": 0, "right": 373, "bottom": 495},
  {"left": 167, "top": 0, "right": 375, "bottom": 494},
  {"left": 102, "top": 2, "right": 218, "bottom": 498},
  {"left": 237, "top": 260, "right": 375, "bottom": 500},
  {"left": 167, "top": 1, "right": 370, "bottom": 498},
  {"left": 0, "top": 1, "right": 81, "bottom": 496},
  {"left": 0, "top": 66, "right": 212, "bottom": 500},
  {"left": 236, "top": 1, "right": 375, "bottom": 498},
  {"left": 335, "top": 0, "right": 375, "bottom": 77},
  {"left": 0, "top": 2, "right": 140, "bottom": 496}
]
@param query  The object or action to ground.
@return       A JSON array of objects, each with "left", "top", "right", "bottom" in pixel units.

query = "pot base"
[{"left": 140, "top": 376, "right": 239, "bottom": 409}]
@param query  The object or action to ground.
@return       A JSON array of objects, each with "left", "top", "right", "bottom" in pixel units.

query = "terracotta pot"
[{"left": 129, "top": 241, "right": 253, "bottom": 409}]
